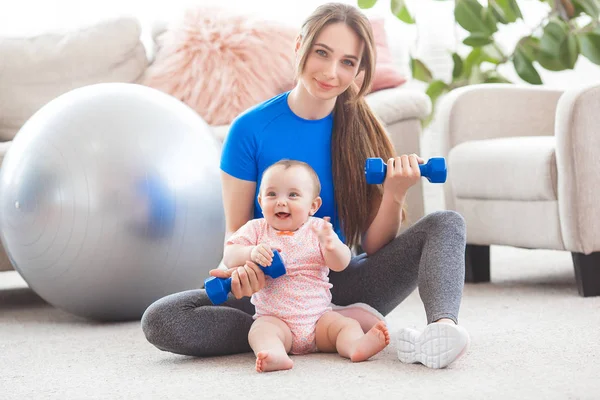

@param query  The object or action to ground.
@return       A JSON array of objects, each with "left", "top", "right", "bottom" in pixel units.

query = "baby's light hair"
[{"left": 261, "top": 160, "right": 321, "bottom": 197}]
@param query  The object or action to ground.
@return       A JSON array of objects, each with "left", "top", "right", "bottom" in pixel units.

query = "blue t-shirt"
[{"left": 220, "top": 91, "right": 344, "bottom": 242}]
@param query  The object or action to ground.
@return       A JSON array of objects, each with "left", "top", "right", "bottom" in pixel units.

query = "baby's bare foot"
[
  {"left": 255, "top": 350, "right": 294, "bottom": 373},
  {"left": 350, "top": 321, "right": 390, "bottom": 362}
]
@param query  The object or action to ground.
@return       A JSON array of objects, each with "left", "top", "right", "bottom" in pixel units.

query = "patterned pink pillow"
[{"left": 142, "top": 8, "right": 296, "bottom": 126}]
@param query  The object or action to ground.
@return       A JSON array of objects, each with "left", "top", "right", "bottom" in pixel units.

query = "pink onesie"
[{"left": 227, "top": 217, "right": 332, "bottom": 354}]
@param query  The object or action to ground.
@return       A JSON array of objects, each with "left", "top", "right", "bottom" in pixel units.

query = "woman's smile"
[{"left": 315, "top": 79, "right": 335, "bottom": 90}]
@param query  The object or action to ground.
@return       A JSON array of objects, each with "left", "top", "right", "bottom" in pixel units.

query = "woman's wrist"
[{"left": 382, "top": 189, "right": 406, "bottom": 207}]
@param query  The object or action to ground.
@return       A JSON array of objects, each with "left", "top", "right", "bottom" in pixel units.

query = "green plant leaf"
[
  {"left": 463, "top": 33, "right": 494, "bottom": 47},
  {"left": 489, "top": 0, "right": 523, "bottom": 23},
  {"left": 540, "top": 20, "right": 567, "bottom": 54},
  {"left": 452, "top": 53, "right": 464, "bottom": 79},
  {"left": 537, "top": 19, "right": 578, "bottom": 71},
  {"left": 508, "top": 0, "right": 524, "bottom": 19},
  {"left": 537, "top": 51, "right": 568, "bottom": 71},
  {"left": 489, "top": 1, "right": 509, "bottom": 24},
  {"left": 573, "top": 0, "right": 600, "bottom": 19},
  {"left": 482, "top": 70, "right": 513, "bottom": 83},
  {"left": 422, "top": 80, "right": 450, "bottom": 127},
  {"left": 562, "top": 34, "right": 580, "bottom": 68},
  {"left": 482, "top": 7, "right": 500, "bottom": 34},
  {"left": 462, "top": 48, "right": 484, "bottom": 78},
  {"left": 461, "top": 45, "right": 504, "bottom": 74},
  {"left": 481, "top": 43, "right": 505, "bottom": 63},
  {"left": 455, "top": 0, "right": 496, "bottom": 35},
  {"left": 468, "top": 64, "right": 485, "bottom": 84},
  {"left": 516, "top": 36, "right": 541, "bottom": 60},
  {"left": 514, "top": 47, "right": 543, "bottom": 84},
  {"left": 357, "top": 0, "right": 378, "bottom": 8},
  {"left": 391, "top": 0, "right": 415, "bottom": 23},
  {"left": 578, "top": 32, "right": 600, "bottom": 64},
  {"left": 426, "top": 80, "right": 450, "bottom": 106},
  {"left": 410, "top": 57, "right": 433, "bottom": 82}
]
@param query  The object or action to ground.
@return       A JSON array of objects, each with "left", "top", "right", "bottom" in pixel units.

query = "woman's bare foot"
[
  {"left": 255, "top": 350, "right": 294, "bottom": 373},
  {"left": 349, "top": 321, "right": 390, "bottom": 362}
]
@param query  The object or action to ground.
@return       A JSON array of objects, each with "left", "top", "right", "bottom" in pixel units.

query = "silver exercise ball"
[{"left": 0, "top": 83, "right": 225, "bottom": 321}]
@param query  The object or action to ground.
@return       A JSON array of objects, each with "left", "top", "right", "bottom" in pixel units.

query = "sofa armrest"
[
  {"left": 365, "top": 87, "right": 431, "bottom": 126},
  {"left": 555, "top": 83, "right": 600, "bottom": 254},
  {"left": 437, "top": 84, "right": 564, "bottom": 155},
  {"left": 0, "top": 141, "right": 14, "bottom": 271}
]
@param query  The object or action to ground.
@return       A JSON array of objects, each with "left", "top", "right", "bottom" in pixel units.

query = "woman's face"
[{"left": 298, "top": 22, "right": 364, "bottom": 101}]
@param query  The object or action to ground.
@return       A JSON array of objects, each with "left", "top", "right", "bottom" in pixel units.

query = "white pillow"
[{"left": 0, "top": 17, "right": 148, "bottom": 141}]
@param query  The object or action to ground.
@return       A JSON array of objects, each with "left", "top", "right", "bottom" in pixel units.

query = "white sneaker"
[{"left": 396, "top": 323, "right": 470, "bottom": 369}]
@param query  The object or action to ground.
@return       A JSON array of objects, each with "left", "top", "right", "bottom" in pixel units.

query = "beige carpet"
[{"left": 1, "top": 244, "right": 599, "bottom": 400}]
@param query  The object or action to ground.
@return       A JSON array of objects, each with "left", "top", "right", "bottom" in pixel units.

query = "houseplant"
[{"left": 359, "top": 0, "right": 600, "bottom": 118}]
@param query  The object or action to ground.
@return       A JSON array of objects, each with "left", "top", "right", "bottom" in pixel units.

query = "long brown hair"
[{"left": 295, "top": 3, "right": 398, "bottom": 247}]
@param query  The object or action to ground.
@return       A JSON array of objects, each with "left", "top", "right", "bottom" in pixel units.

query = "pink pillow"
[
  {"left": 142, "top": 8, "right": 296, "bottom": 126},
  {"left": 356, "top": 18, "right": 407, "bottom": 92}
]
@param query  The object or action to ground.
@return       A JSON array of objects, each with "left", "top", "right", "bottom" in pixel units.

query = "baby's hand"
[
  {"left": 312, "top": 217, "right": 337, "bottom": 252},
  {"left": 251, "top": 243, "right": 274, "bottom": 267}
]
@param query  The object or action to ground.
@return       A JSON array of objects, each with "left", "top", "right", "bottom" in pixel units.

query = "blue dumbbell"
[
  {"left": 364, "top": 157, "right": 447, "bottom": 184},
  {"left": 204, "top": 250, "right": 286, "bottom": 305}
]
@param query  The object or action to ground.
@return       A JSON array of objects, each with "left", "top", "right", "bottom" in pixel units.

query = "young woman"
[{"left": 142, "top": 2, "right": 470, "bottom": 369}]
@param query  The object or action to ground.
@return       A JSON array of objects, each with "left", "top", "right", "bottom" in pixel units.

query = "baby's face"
[{"left": 258, "top": 165, "right": 320, "bottom": 231}]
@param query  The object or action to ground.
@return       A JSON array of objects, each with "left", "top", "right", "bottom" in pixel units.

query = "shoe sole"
[{"left": 397, "top": 324, "right": 470, "bottom": 369}]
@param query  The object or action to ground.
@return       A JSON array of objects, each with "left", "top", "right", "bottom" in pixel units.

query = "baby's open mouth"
[{"left": 275, "top": 212, "right": 291, "bottom": 219}]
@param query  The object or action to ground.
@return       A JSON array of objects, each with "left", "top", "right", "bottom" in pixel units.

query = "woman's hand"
[
  {"left": 208, "top": 260, "right": 266, "bottom": 299},
  {"left": 383, "top": 154, "right": 425, "bottom": 203},
  {"left": 312, "top": 216, "right": 337, "bottom": 251}
]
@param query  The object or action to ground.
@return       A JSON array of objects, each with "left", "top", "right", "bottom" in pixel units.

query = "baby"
[{"left": 223, "top": 159, "right": 389, "bottom": 373}]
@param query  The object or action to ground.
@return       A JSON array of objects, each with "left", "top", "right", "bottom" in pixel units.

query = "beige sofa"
[
  {"left": 0, "top": 17, "right": 432, "bottom": 272},
  {"left": 438, "top": 83, "right": 600, "bottom": 297}
]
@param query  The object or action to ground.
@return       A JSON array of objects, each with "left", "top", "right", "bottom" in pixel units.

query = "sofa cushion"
[
  {"left": 212, "top": 125, "right": 230, "bottom": 143},
  {"left": 0, "top": 18, "right": 148, "bottom": 141},
  {"left": 448, "top": 136, "right": 557, "bottom": 201},
  {"left": 365, "top": 87, "right": 431, "bottom": 126}
]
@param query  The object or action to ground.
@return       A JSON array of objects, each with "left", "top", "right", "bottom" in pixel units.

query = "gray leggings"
[{"left": 141, "top": 210, "right": 466, "bottom": 357}]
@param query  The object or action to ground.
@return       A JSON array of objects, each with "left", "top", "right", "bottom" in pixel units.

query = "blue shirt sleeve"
[{"left": 220, "top": 114, "right": 257, "bottom": 182}]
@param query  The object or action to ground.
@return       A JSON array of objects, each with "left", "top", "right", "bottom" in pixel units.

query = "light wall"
[
  {"left": 1, "top": 0, "right": 598, "bottom": 89},
  {"left": 0, "top": 0, "right": 401, "bottom": 35},
  {"left": 0, "top": 0, "right": 417, "bottom": 76}
]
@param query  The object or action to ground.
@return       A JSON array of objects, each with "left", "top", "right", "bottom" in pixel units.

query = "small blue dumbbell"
[
  {"left": 364, "top": 157, "right": 447, "bottom": 184},
  {"left": 204, "top": 250, "right": 286, "bottom": 305}
]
